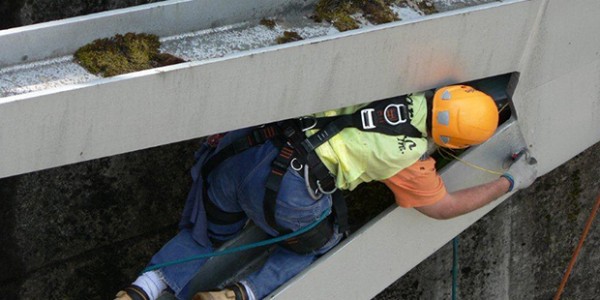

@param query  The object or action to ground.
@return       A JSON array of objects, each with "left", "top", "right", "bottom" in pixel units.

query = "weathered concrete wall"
[
  {"left": 2, "top": 139, "right": 598, "bottom": 299},
  {"left": 0, "top": 140, "right": 200, "bottom": 299},
  {"left": 2, "top": 1, "right": 600, "bottom": 299},
  {"left": 376, "top": 141, "right": 600, "bottom": 300}
]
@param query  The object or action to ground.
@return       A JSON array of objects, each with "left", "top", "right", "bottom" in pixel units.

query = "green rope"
[{"left": 141, "top": 208, "right": 332, "bottom": 274}]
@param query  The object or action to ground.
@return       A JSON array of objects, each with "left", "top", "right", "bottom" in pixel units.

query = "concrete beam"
[
  {"left": 272, "top": 1, "right": 600, "bottom": 298},
  {"left": 0, "top": 0, "right": 538, "bottom": 179},
  {"left": 513, "top": 0, "right": 600, "bottom": 175},
  {"left": 0, "top": 0, "right": 316, "bottom": 67},
  {"left": 1, "top": 0, "right": 599, "bottom": 299}
]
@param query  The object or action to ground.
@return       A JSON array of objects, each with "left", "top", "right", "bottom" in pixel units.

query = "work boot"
[
  {"left": 192, "top": 283, "right": 248, "bottom": 300},
  {"left": 114, "top": 285, "right": 150, "bottom": 300}
]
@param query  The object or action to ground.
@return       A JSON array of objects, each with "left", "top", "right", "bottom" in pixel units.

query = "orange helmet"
[{"left": 431, "top": 85, "right": 499, "bottom": 149}]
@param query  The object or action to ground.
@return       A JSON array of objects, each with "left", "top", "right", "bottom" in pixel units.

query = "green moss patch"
[
  {"left": 276, "top": 31, "right": 304, "bottom": 44},
  {"left": 260, "top": 18, "right": 277, "bottom": 29},
  {"left": 74, "top": 33, "right": 185, "bottom": 77},
  {"left": 314, "top": 0, "right": 399, "bottom": 32},
  {"left": 406, "top": 0, "right": 438, "bottom": 15}
]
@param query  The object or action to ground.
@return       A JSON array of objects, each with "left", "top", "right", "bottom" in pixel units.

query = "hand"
[{"left": 502, "top": 150, "right": 538, "bottom": 192}]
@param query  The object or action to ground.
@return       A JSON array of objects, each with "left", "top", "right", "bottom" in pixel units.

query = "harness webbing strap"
[
  {"left": 332, "top": 190, "right": 349, "bottom": 235},
  {"left": 301, "top": 96, "right": 422, "bottom": 153},
  {"left": 201, "top": 125, "right": 281, "bottom": 227},
  {"left": 203, "top": 188, "right": 246, "bottom": 225},
  {"left": 198, "top": 95, "right": 423, "bottom": 252},
  {"left": 264, "top": 145, "right": 296, "bottom": 234},
  {"left": 280, "top": 120, "right": 337, "bottom": 195},
  {"left": 201, "top": 125, "right": 281, "bottom": 179}
]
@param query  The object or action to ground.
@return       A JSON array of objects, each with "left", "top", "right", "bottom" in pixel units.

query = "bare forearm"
[
  {"left": 447, "top": 177, "right": 511, "bottom": 217},
  {"left": 416, "top": 177, "right": 511, "bottom": 220}
]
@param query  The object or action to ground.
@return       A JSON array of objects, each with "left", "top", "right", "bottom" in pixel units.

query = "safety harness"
[{"left": 201, "top": 95, "right": 423, "bottom": 254}]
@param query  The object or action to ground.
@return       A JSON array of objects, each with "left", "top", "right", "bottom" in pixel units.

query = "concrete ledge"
[
  {"left": 0, "top": 0, "right": 317, "bottom": 67},
  {"left": 0, "top": 0, "right": 538, "bottom": 179}
]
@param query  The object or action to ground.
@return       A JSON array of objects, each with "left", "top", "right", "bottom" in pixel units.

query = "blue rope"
[
  {"left": 452, "top": 236, "right": 459, "bottom": 300},
  {"left": 141, "top": 208, "right": 332, "bottom": 274}
]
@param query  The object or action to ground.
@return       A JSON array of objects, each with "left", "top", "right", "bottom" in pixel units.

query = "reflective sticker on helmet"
[
  {"left": 441, "top": 136, "right": 450, "bottom": 144},
  {"left": 442, "top": 90, "right": 451, "bottom": 100},
  {"left": 437, "top": 111, "right": 450, "bottom": 126}
]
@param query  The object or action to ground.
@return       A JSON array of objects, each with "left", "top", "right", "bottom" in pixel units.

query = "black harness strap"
[
  {"left": 201, "top": 125, "right": 281, "bottom": 179},
  {"left": 203, "top": 187, "right": 246, "bottom": 225},
  {"left": 279, "top": 190, "right": 348, "bottom": 254},
  {"left": 331, "top": 190, "right": 349, "bottom": 236},
  {"left": 200, "top": 95, "right": 424, "bottom": 253},
  {"left": 280, "top": 119, "right": 337, "bottom": 195},
  {"left": 263, "top": 145, "right": 296, "bottom": 234},
  {"left": 301, "top": 95, "right": 422, "bottom": 154},
  {"left": 280, "top": 213, "right": 334, "bottom": 254},
  {"left": 201, "top": 125, "right": 281, "bottom": 226}
]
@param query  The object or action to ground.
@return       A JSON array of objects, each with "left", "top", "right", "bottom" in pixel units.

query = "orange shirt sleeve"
[{"left": 382, "top": 157, "right": 447, "bottom": 208}]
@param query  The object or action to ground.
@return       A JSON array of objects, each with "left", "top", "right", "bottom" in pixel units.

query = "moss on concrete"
[
  {"left": 74, "top": 32, "right": 184, "bottom": 77},
  {"left": 403, "top": 0, "right": 438, "bottom": 15},
  {"left": 276, "top": 31, "right": 304, "bottom": 44},
  {"left": 314, "top": 0, "right": 399, "bottom": 32},
  {"left": 259, "top": 18, "right": 277, "bottom": 29},
  {"left": 362, "top": 0, "right": 398, "bottom": 24}
]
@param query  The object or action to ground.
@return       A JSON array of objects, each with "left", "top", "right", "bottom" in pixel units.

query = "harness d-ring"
[{"left": 290, "top": 158, "right": 303, "bottom": 171}]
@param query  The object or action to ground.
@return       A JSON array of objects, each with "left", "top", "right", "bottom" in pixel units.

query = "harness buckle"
[{"left": 298, "top": 116, "right": 317, "bottom": 132}]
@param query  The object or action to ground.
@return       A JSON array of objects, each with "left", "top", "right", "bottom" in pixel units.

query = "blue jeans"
[{"left": 149, "top": 128, "right": 342, "bottom": 299}]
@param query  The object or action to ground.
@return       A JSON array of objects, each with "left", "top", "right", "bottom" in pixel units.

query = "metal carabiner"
[
  {"left": 316, "top": 178, "right": 337, "bottom": 195},
  {"left": 304, "top": 165, "right": 322, "bottom": 200},
  {"left": 298, "top": 116, "right": 317, "bottom": 132}
]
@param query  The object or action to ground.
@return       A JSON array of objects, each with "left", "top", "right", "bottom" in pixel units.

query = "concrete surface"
[
  {"left": 1, "top": 139, "right": 598, "bottom": 299},
  {"left": 375, "top": 141, "right": 600, "bottom": 300},
  {"left": 0, "top": 139, "right": 199, "bottom": 299},
  {"left": 1, "top": 1, "right": 600, "bottom": 299},
  {"left": 0, "top": 1, "right": 541, "bottom": 179}
]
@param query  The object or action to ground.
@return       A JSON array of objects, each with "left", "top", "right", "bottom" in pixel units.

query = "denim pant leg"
[
  {"left": 243, "top": 228, "right": 342, "bottom": 299},
  {"left": 218, "top": 144, "right": 343, "bottom": 299},
  {"left": 148, "top": 228, "right": 213, "bottom": 298},
  {"left": 148, "top": 128, "right": 257, "bottom": 299}
]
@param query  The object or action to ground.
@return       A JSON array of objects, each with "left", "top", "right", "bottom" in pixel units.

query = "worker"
[{"left": 115, "top": 85, "right": 538, "bottom": 300}]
